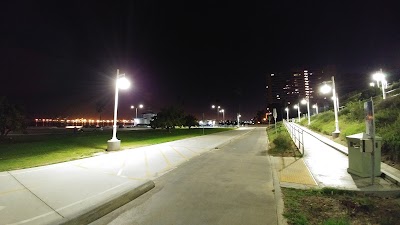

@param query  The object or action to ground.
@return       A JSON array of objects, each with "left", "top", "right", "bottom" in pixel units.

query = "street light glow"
[
  {"left": 319, "top": 76, "right": 340, "bottom": 136},
  {"left": 372, "top": 71, "right": 385, "bottom": 82},
  {"left": 117, "top": 75, "right": 130, "bottom": 89},
  {"left": 108, "top": 69, "right": 130, "bottom": 151},
  {"left": 320, "top": 83, "right": 332, "bottom": 94},
  {"left": 372, "top": 69, "right": 387, "bottom": 99}
]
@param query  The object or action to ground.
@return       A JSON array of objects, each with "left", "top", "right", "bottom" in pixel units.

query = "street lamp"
[
  {"left": 301, "top": 98, "right": 311, "bottom": 125},
  {"left": 237, "top": 113, "right": 241, "bottom": 127},
  {"left": 312, "top": 103, "right": 319, "bottom": 115},
  {"left": 211, "top": 105, "right": 221, "bottom": 123},
  {"left": 130, "top": 104, "right": 144, "bottom": 118},
  {"left": 285, "top": 107, "right": 289, "bottom": 121},
  {"left": 107, "top": 69, "right": 130, "bottom": 151},
  {"left": 372, "top": 69, "right": 387, "bottom": 99},
  {"left": 220, "top": 109, "right": 225, "bottom": 122},
  {"left": 293, "top": 104, "right": 300, "bottom": 122},
  {"left": 320, "top": 76, "right": 340, "bottom": 137}
]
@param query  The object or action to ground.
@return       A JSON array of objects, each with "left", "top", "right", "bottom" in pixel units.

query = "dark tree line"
[
  {"left": 0, "top": 96, "right": 26, "bottom": 137},
  {"left": 150, "top": 106, "right": 199, "bottom": 132}
]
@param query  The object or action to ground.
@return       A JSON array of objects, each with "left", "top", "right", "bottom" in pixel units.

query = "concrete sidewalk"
[
  {"left": 276, "top": 122, "right": 400, "bottom": 194},
  {"left": 1, "top": 128, "right": 252, "bottom": 225}
]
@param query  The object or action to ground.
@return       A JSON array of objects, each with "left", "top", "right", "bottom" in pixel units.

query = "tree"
[
  {"left": 95, "top": 99, "right": 109, "bottom": 126},
  {"left": 150, "top": 106, "right": 184, "bottom": 132},
  {"left": 184, "top": 114, "right": 199, "bottom": 129},
  {"left": 255, "top": 109, "right": 266, "bottom": 124},
  {"left": 0, "top": 97, "right": 26, "bottom": 137}
]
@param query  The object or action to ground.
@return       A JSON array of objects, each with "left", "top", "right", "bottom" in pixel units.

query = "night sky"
[{"left": 1, "top": 1, "right": 400, "bottom": 121}]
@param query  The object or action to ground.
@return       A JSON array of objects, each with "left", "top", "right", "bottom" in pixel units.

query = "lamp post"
[
  {"left": 285, "top": 107, "right": 289, "bottom": 121},
  {"left": 312, "top": 103, "right": 319, "bottom": 115},
  {"left": 301, "top": 98, "right": 311, "bottom": 125},
  {"left": 211, "top": 105, "right": 220, "bottom": 123},
  {"left": 131, "top": 104, "right": 144, "bottom": 118},
  {"left": 372, "top": 69, "right": 387, "bottom": 99},
  {"left": 293, "top": 104, "right": 300, "bottom": 122},
  {"left": 320, "top": 76, "right": 340, "bottom": 138},
  {"left": 237, "top": 113, "right": 241, "bottom": 127},
  {"left": 107, "top": 69, "right": 130, "bottom": 151},
  {"left": 220, "top": 109, "right": 225, "bottom": 122}
]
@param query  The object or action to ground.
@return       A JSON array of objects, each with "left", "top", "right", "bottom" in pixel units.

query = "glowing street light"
[
  {"left": 320, "top": 76, "right": 340, "bottom": 137},
  {"left": 219, "top": 109, "right": 225, "bottom": 122},
  {"left": 301, "top": 98, "right": 311, "bottom": 125},
  {"left": 130, "top": 104, "right": 144, "bottom": 118},
  {"left": 312, "top": 103, "right": 319, "bottom": 115},
  {"left": 285, "top": 107, "right": 289, "bottom": 121},
  {"left": 237, "top": 113, "right": 241, "bottom": 127},
  {"left": 372, "top": 69, "right": 387, "bottom": 99},
  {"left": 107, "top": 69, "right": 130, "bottom": 151},
  {"left": 211, "top": 105, "right": 221, "bottom": 122},
  {"left": 293, "top": 104, "right": 300, "bottom": 122}
]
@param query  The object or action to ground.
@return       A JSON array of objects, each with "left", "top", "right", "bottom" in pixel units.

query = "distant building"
[
  {"left": 266, "top": 69, "right": 319, "bottom": 119},
  {"left": 266, "top": 73, "right": 286, "bottom": 109},
  {"left": 133, "top": 112, "right": 157, "bottom": 126}
]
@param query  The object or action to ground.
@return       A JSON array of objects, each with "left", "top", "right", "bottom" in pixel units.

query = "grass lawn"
[
  {"left": 282, "top": 187, "right": 400, "bottom": 225},
  {"left": 0, "top": 127, "right": 233, "bottom": 172}
]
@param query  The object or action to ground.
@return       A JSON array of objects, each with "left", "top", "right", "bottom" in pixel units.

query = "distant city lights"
[{"left": 34, "top": 118, "right": 134, "bottom": 126}]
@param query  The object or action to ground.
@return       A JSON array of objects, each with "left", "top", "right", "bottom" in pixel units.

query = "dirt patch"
[{"left": 382, "top": 154, "right": 400, "bottom": 171}]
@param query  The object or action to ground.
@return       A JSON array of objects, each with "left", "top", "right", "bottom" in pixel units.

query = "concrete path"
[
  {"left": 4, "top": 123, "right": 400, "bottom": 225},
  {"left": 90, "top": 127, "right": 282, "bottom": 225},
  {"left": 0, "top": 128, "right": 253, "bottom": 225},
  {"left": 277, "top": 122, "right": 400, "bottom": 194}
]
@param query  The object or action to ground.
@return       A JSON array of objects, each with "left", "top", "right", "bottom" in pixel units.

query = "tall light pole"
[
  {"left": 212, "top": 105, "right": 220, "bottom": 123},
  {"left": 293, "top": 104, "right": 300, "bottom": 122},
  {"left": 285, "top": 107, "right": 289, "bottom": 121},
  {"left": 131, "top": 104, "right": 144, "bottom": 118},
  {"left": 108, "top": 69, "right": 130, "bottom": 151},
  {"left": 301, "top": 98, "right": 311, "bottom": 125},
  {"left": 372, "top": 69, "right": 387, "bottom": 100},
  {"left": 312, "top": 103, "right": 319, "bottom": 115},
  {"left": 220, "top": 109, "right": 225, "bottom": 122},
  {"left": 320, "top": 76, "right": 340, "bottom": 137},
  {"left": 237, "top": 113, "right": 241, "bottom": 127}
]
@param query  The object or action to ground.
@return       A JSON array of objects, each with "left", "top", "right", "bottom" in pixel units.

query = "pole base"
[
  {"left": 107, "top": 139, "right": 121, "bottom": 151},
  {"left": 332, "top": 131, "right": 340, "bottom": 139}
]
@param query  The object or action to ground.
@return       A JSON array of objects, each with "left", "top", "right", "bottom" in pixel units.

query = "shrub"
[{"left": 273, "top": 134, "right": 292, "bottom": 149}]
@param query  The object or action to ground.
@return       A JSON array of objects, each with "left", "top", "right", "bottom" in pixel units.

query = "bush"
[
  {"left": 273, "top": 134, "right": 292, "bottom": 149},
  {"left": 340, "top": 101, "right": 364, "bottom": 121}
]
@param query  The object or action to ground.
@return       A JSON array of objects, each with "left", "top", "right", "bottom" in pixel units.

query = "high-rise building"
[
  {"left": 266, "top": 69, "right": 317, "bottom": 119},
  {"left": 266, "top": 73, "right": 286, "bottom": 109},
  {"left": 284, "top": 70, "right": 314, "bottom": 104}
]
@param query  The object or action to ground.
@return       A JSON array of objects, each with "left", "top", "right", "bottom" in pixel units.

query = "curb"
[{"left": 57, "top": 180, "right": 155, "bottom": 225}]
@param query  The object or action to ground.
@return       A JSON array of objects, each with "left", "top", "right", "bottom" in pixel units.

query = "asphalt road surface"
[{"left": 90, "top": 127, "right": 278, "bottom": 225}]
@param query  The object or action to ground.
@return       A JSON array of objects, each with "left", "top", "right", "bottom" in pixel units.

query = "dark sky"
[{"left": 1, "top": 1, "right": 400, "bottom": 121}]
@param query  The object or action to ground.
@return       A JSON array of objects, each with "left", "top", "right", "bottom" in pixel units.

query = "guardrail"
[{"left": 283, "top": 120, "right": 304, "bottom": 155}]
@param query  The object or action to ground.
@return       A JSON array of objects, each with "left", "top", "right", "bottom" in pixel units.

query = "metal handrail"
[{"left": 283, "top": 120, "right": 304, "bottom": 155}]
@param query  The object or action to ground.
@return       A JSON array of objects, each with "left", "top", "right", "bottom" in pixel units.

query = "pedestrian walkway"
[
  {"left": 0, "top": 128, "right": 252, "bottom": 225},
  {"left": 276, "top": 121, "right": 400, "bottom": 194}
]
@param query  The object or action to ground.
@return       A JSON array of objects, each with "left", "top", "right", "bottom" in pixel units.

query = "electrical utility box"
[{"left": 346, "top": 132, "right": 382, "bottom": 177}]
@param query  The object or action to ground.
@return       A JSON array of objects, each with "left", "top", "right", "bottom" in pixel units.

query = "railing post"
[{"left": 302, "top": 130, "right": 304, "bottom": 155}]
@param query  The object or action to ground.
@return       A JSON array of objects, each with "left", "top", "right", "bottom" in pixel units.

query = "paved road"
[{"left": 90, "top": 127, "right": 279, "bottom": 225}]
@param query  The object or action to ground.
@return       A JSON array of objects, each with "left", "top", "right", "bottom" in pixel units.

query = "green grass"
[
  {"left": 0, "top": 127, "right": 233, "bottom": 171},
  {"left": 282, "top": 187, "right": 354, "bottom": 225},
  {"left": 267, "top": 122, "right": 301, "bottom": 157},
  {"left": 282, "top": 187, "right": 400, "bottom": 225},
  {"left": 300, "top": 82, "right": 400, "bottom": 160}
]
